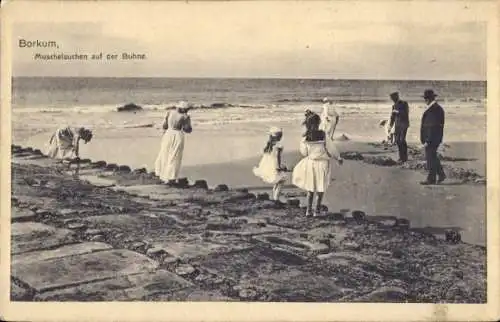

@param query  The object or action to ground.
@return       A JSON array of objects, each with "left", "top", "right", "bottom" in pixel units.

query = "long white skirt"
[
  {"left": 45, "top": 132, "right": 74, "bottom": 159},
  {"left": 155, "top": 130, "right": 185, "bottom": 181},
  {"left": 292, "top": 157, "right": 331, "bottom": 193},
  {"left": 253, "top": 153, "right": 288, "bottom": 184}
]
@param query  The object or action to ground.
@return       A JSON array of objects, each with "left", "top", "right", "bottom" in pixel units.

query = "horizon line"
[{"left": 11, "top": 76, "right": 487, "bottom": 82}]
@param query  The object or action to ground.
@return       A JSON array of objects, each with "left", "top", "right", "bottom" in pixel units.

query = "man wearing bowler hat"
[
  {"left": 420, "top": 89, "right": 446, "bottom": 185},
  {"left": 389, "top": 92, "right": 410, "bottom": 162}
]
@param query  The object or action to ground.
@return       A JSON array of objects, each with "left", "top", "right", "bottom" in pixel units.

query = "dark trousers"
[
  {"left": 425, "top": 143, "right": 445, "bottom": 182},
  {"left": 394, "top": 126, "right": 408, "bottom": 162}
]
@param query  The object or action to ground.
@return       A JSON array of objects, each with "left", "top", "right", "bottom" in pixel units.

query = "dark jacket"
[
  {"left": 390, "top": 100, "right": 410, "bottom": 128},
  {"left": 420, "top": 102, "right": 445, "bottom": 145}
]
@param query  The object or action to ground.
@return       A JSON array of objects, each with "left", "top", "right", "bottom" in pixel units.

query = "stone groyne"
[{"left": 9, "top": 144, "right": 486, "bottom": 302}]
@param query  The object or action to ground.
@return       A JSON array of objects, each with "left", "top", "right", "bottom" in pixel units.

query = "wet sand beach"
[{"left": 182, "top": 141, "right": 486, "bottom": 246}]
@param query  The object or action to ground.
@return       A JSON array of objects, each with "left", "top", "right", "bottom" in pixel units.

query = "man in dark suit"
[
  {"left": 420, "top": 89, "right": 446, "bottom": 185},
  {"left": 389, "top": 92, "right": 410, "bottom": 162}
]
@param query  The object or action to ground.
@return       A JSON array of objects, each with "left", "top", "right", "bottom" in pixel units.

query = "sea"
[
  {"left": 12, "top": 77, "right": 486, "bottom": 109},
  {"left": 11, "top": 77, "right": 487, "bottom": 147}
]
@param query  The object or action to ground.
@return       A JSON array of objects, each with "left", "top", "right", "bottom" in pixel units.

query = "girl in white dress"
[
  {"left": 253, "top": 127, "right": 288, "bottom": 201},
  {"left": 292, "top": 113, "right": 343, "bottom": 217},
  {"left": 378, "top": 119, "right": 395, "bottom": 145},
  {"left": 46, "top": 126, "right": 93, "bottom": 161},
  {"left": 154, "top": 101, "right": 193, "bottom": 185}
]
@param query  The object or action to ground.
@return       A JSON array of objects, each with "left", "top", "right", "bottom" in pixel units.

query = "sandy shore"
[
  {"left": 12, "top": 105, "right": 486, "bottom": 168},
  {"left": 11, "top": 110, "right": 487, "bottom": 247},
  {"left": 182, "top": 141, "right": 486, "bottom": 246},
  {"left": 9, "top": 146, "right": 486, "bottom": 302}
]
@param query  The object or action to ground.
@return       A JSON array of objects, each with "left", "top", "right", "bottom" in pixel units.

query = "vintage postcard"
[{"left": 1, "top": 0, "right": 499, "bottom": 321}]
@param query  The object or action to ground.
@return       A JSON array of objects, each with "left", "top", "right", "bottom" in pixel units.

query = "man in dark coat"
[
  {"left": 420, "top": 89, "right": 446, "bottom": 185},
  {"left": 389, "top": 92, "right": 410, "bottom": 162}
]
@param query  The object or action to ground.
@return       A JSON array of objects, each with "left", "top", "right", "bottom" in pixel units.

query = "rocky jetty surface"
[{"left": 9, "top": 145, "right": 486, "bottom": 302}]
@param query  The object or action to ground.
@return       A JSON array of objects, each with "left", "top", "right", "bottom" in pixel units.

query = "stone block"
[
  {"left": 117, "top": 165, "right": 131, "bottom": 173},
  {"left": 287, "top": 199, "right": 300, "bottom": 207},
  {"left": 11, "top": 280, "right": 33, "bottom": 301},
  {"left": 146, "top": 247, "right": 168, "bottom": 258},
  {"left": 84, "top": 228, "right": 106, "bottom": 237},
  {"left": 105, "top": 163, "right": 118, "bottom": 171},
  {"left": 146, "top": 288, "right": 232, "bottom": 301},
  {"left": 12, "top": 242, "right": 112, "bottom": 265},
  {"left": 343, "top": 241, "right": 362, "bottom": 251},
  {"left": 239, "top": 269, "right": 345, "bottom": 302},
  {"left": 90, "top": 160, "right": 107, "bottom": 168},
  {"left": 193, "top": 180, "right": 209, "bottom": 189},
  {"left": 327, "top": 212, "right": 345, "bottom": 221},
  {"left": 12, "top": 249, "right": 158, "bottom": 292},
  {"left": 209, "top": 224, "right": 284, "bottom": 237},
  {"left": 394, "top": 218, "right": 411, "bottom": 229},
  {"left": 256, "top": 193, "right": 269, "bottom": 201},
  {"left": 58, "top": 208, "right": 79, "bottom": 217},
  {"left": 150, "top": 240, "right": 239, "bottom": 261},
  {"left": 79, "top": 175, "right": 116, "bottom": 187},
  {"left": 214, "top": 184, "right": 229, "bottom": 192},
  {"left": 67, "top": 222, "right": 87, "bottom": 230},
  {"left": 352, "top": 210, "right": 366, "bottom": 223},
  {"left": 357, "top": 286, "right": 408, "bottom": 302},
  {"left": 176, "top": 177, "right": 189, "bottom": 188},
  {"left": 11, "top": 207, "right": 36, "bottom": 223},
  {"left": 90, "top": 235, "right": 106, "bottom": 242},
  {"left": 175, "top": 264, "right": 198, "bottom": 278},
  {"left": 34, "top": 269, "right": 191, "bottom": 301},
  {"left": 445, "top": 230, "right": 461, "bottom": 244},
  {"left": 254, "top": 235, "right": 330, "bottom": 256},
  {"left": 193, "top": 248, "right": 307, "bottom": 282},
  {"left": 11, "top": 222, "right": 77, "bottom": 255},
  {"left": 132, "top": 167, "right": 147, "bottom": 174}
]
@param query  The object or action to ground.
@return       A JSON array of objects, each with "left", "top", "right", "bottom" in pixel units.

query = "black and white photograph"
[{"left": 1, "top": 0, "right": 499, "bottom": 321}]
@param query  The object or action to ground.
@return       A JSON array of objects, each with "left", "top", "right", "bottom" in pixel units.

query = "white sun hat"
[{"left": 176, "top": 101, "right": 192, "bottom": 110}]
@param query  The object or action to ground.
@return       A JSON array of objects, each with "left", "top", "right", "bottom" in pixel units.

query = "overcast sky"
[{"left": 7, "top": 1, "right": 492, "bottom": 80}]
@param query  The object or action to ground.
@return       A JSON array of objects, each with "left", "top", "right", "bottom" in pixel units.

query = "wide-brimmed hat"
[
  {"left": 423, "top": 89, "right": 438, "bottom": 99},
  {"left": 269, "top": 126, "right": 283, "bottom": 136},
  {"left": 390, "top": 91, "right": 399, "bottom": 98}
]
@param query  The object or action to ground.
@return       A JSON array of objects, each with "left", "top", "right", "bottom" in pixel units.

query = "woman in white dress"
[
  {"left": 319, "top": 97, "right": 341, "bottom": 164},
  {"left": 253, "top": 127, "right": 288, "bottom": 201},
  {"left": 154, "top": 101, "right": 193, "bottom": 185},
  {"left": 292, "top": 113, "right": 343, "bottom": 217},
  {"left": 320, "top": 98, "right": 340, "bottom": 139},
  {"left": 46, "top": 126, "right": 93, "bottom": 161}
]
